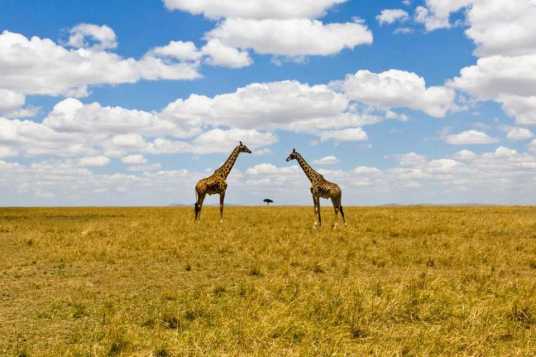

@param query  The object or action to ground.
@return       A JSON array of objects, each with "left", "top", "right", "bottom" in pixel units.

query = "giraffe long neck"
[
  {"left": 214, "top": 146, "right": 240, "bottom": 179},
  {"left": 296, "top": 154, "right": 322, "bottom": 183}
]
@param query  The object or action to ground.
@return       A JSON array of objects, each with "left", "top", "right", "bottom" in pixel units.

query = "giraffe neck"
[
  {"left": 296, "top": 154, "right": 322, "bottom": 183},
  {"left": 214, "top": 146, "right": 241, "bottom": 179}
]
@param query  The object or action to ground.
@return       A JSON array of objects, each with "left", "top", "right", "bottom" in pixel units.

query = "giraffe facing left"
[{"left": 194, "top": 141, "right": 252, "bottom": 222}]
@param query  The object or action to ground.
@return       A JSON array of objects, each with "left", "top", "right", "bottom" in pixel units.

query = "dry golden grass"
[{"left": 1, "top": 206, "right": 536, "bottom": 356}]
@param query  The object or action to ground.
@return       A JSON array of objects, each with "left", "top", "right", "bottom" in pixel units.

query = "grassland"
[{"left": 1, "top": 206, "right": 536, "bottom": 356}]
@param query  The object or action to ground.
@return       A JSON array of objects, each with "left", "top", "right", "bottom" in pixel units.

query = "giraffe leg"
[
  {"left": 194, "top": 192, "right": 206, "bottom": 222},
  {"left": 313, "top": 196, "right": 322, "bottom": 227},
  {"left": 219, "top": 191, "right": 225, "bottom": 223},
  {"left": 311, "top": 194, "right": 319, "bottom": 228},
  {"left": 339, "top": 204, "right": 346, "bottom": 225},
  {"left": 331, "top": 197, "right": 340, "bottom": 229}
]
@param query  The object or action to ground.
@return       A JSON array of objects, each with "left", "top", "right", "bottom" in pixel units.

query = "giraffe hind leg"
[{"left": 331, "top": 197, "right": 340, "bottom": 229}]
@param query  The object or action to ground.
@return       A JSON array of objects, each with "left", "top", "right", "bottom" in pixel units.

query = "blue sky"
[{"left": 1, "top": 0, "right": 536, "bottom": 206}]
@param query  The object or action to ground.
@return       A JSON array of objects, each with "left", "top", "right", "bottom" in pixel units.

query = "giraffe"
[
  {"left": 286, "top": 149, "right": 346, "bottom": 228},
  {"left": 194, "top": 141, "right": 252, "bottom": 222}
]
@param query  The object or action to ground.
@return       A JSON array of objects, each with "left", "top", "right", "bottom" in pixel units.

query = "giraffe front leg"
[
  {"left": 219, "top": 191, "right": 225, "bottom": 223},
  {"left": 195, "top": 192, "right": 206, "bottom": 222},
  {"left": 312, "top": 195, "right": 321, "bottom": 228}
]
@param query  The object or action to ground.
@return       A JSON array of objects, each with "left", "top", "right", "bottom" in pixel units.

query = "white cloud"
[
  {"left": 202, "top": 39, "right": 252, "bottom": 68},
  {"left": 0, "top": 89, "right": 25, "bottom": 114},
  {"left": 415, "top": 0, "right": 472, "bottom": 31},
  {"left": 506, "top": 127, "right": 534, "bottom": 141},
  {"left": 111, "top": 134, "right": 147, "bottom": 149},
  {"left": 121, "top": 154, "right": 147, "bottom": 165},
  {"left": 192, "top": 128, "right": 277, "bottom": 154},
  {"left": 500, "top": 95, "right": 536, "bottom": 125},
  {"left": 43, "top": 98, "right": 195, "bottom": 138},
  {"left": 0, "top": 116, "right": 88, "bottom": 157},
  {"left": 6, "top": 145, "right": 536, "bottom": 205},
  {"left": 319, "top": 127, "right": 368, "bottom": 142},
  {"left": 342, "top": 69, "right": 455, "bottom": 118},
  {"left": 447, "top": 1, "right": 536, "bottom": 125},
  {"left": 465, "top": 0, "right": 536, "bottom": 57},
  {"left": 163, "top": 0, "right": 347, "bottom": 19},
  {"left": 207, "top": 18, "right": 372, "bottom": 57},
  {"left": 149, "top": 40, "right": 202, "bottom": 62},
  {"left": 79, "top": 155, "right": 110, "bottom": 167},
  {"left": 68, "top": 23, "right": 117, "bottom": 51},
  {"left": 377, "top": 9, "right": 409, "bottom": 25},
  {"left": 451, "top": 55, "right": 536, "bottom": 100},
  {"left": 0, "top": 29, "right": 200, "bottom": 97},
  {"left": 313, "top": 155, "right": 340, "bottom": 165},
  {"left": 163, "top": 80, "right": 351, "bottom": 131},
  {"left": 443, "top": 130, "right": 497, "bottom": 145},
  {"left": 453, "top": 149, "right": 477, "bottom": 161},
  {"left": 450, "top": 55, "right": 536, "bottom": 124}
]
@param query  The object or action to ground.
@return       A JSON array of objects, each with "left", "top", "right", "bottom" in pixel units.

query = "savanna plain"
[{"left": 1, "top": 206, "right": 536, "bottom": 356}]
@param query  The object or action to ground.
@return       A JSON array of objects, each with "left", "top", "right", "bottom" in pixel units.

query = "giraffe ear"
[
  {"left": 240, "top": 141, "right": 243, "bottom": 145},
  {"left": 293, "top": 148, "right": 296, "bottom": 152}
]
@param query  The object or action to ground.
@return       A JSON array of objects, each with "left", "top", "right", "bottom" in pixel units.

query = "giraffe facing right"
[{"left": 286, "top": 149, "right": 346, "bottom": 228}]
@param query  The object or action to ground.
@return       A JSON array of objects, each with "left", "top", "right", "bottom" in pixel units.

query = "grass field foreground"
[{"left": 1, "top": 206, "right": 536, "bottom": 356}]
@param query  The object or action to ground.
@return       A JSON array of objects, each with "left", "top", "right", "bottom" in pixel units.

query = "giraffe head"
[
  {"left": 238, "top": 141, "right": 252, "bottom": 154},
  {"left": 286, "top": 148, "right": 299, "bottom": 162}
]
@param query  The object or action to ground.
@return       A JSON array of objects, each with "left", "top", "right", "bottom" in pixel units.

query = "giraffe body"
[
  {"left": 287, "top": 149, "right": 346, "bottom": 228},
  {"left": 194, "top": 142, "right": 251, "bottom": 222}
]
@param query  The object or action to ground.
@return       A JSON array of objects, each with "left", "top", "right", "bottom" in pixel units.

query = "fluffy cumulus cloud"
[
  {"left": 0, "top": 89, "right": 25, "bottom": 114},
  {"left": 163, "top": 81, "right": 348, "bottom": 129},
  {"left": 342, "top": 69, "right": 455, "bottom": 118},
  {"left": 163, "top": 0, "right": 347, "bottom": 20},
  {"left": 1, "top": 71, "right": 428, "bottom": 164},
  {"left": 415, "top": 0, "right": 473, "bottom": 31},
  {"left": 0, "top": 29, "right": 200, "bottom": 97},
  {"left": 206, "top": 18, "right": 372, "bottom": 58},
  {"left": 68, "top": 23, "right": 117, "bottom": 51},
  {"left": 443, "top": 130, "right": 497, "bottom": 145},
  {"left": 148, "top": 40, "right": 202, "bottom": 62},
  {"left": 165, "top": 0, "right": 371, "bottom": 62},
  {"left": 9, "top": 71, "right": 456, "bottom": 160},
  {"left": 465, "top": 0, "right": 536, "bottom": 57},
  {"left": 0, "top": 93, "right": 280, "bottom": 160},
  {"left": 160, "top": 80, "right": 384, "bottom": 141},
  {"left": 377, "top": 9, "right": 409, "bottom": 25},
  {"left": 437, "top": 0, "right": 536, "bottom": 125},
  {"left": 201, "top": 39, "right": 252, "bottom": 68}
]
